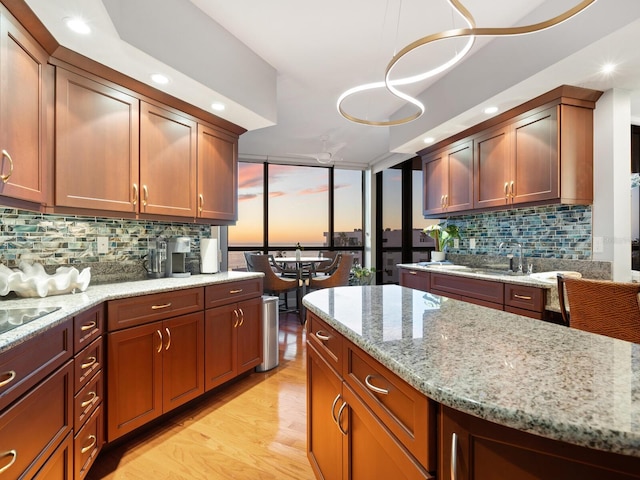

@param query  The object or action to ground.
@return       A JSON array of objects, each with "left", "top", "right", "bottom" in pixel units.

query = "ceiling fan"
[{"left": 294, "top": 136, "right": 346, "bottom": 164}]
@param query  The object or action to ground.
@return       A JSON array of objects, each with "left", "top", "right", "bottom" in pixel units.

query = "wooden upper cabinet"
[
  {"left": 0, "top": 6, "right": 51, "bottom": 204},
  {"left": 140, "top": 102, "right": 197, "bottom": 218},
  {"left": 423, "top": 140, "right": 473, "bottom": 216},
  {"left": 474, "top": 125, "right": 511, "bottom": 209},
  {"left": 55, "top": 69, "right": 139, "bottom": 213},
  {"left": 197, "top": 123, "right": 238, "bottom": 221}
]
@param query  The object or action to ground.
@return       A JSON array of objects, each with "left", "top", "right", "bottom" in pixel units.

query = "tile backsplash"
[
  {"left": 0, "top": 208, "right": 213, "bottom": 283},
  {"left": 446, "top": 204, "right": 592, "bottom": 259}
]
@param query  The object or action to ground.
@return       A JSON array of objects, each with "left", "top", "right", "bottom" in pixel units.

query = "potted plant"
[
  {"left": 423, "top": 223, "right": 461, "bottom": 262},
  {"left": 350, "top": 265, "right": 376, "bottom": 285}
]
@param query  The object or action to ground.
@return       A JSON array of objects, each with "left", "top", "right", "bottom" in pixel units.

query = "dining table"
[{"left": 275, "top": 256, "right": 331, "bottom": 279}]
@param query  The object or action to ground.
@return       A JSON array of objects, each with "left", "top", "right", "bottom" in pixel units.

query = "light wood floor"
[{"left": 88, "top": 311, "right": 315, "bottom": 480}]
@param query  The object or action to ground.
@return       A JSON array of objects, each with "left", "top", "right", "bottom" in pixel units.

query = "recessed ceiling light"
[
  {"left": 423, "top": 137, "right": 435, "bottom": 144},
  {"left": 601, "top": 63, "right": 616, "bottom": 74},
  {"left": 484, "top": 106, "right": 499, "bottom": 115},
  {"left": 64, "top": 17, "right": 91, "bottom": 35},
  {"left": 211, "top": 102, "right": 225, "bottom": 112},
  {"left": 150, "top": 73, "right": 170, "bottom": 85}
]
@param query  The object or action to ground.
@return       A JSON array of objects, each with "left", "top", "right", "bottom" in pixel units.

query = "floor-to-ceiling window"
[{"left": 228, "top": 162, "right": 365, "bottom": 270}]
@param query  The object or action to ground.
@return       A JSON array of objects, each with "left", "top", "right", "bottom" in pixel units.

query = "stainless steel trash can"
[{"left": 256, "top": 295, "right": 279, "bottom": 372}]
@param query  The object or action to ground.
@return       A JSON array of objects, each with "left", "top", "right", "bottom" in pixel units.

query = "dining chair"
[
  {"left": 252, "top": 254, "right": 304, "bottom": 320},
  {"left": 307, "top": 253, "right": 354, "bottom": 290},
  {"left": 557, "top": 274, "right": 640, "bottom": 343},
  {"left": 314, "top": 252, "right": 340, "bottom": 276},
  {"left": 243, "top": 250, "right": 262, "bottom": 271}
]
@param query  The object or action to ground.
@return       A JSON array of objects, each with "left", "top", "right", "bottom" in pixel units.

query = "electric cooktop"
[{"left": 0, "top": 306, "right": 61, "bottom": 335}]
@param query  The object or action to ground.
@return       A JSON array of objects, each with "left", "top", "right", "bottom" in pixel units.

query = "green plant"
[
  {"left": 351, "top": 265, "right": 376, "bottom": 285},
  {"left": 423, "top": 223, "right": 461, "bottom": 252}
]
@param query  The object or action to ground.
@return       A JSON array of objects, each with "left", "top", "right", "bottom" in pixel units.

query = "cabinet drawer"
[
  {"left": 0, "top": 361, "right": 73, "bottom": 480},
  {"left": 345, "top": 342, "right": 436, "bottom": 472},
  {"left": 504, "top": 284, "right": 545, "bottom": 313},
  {"left": 74, "top": 336, "right": 103, "bottom": 393},
  {"left": 0, "top": 319, "right": 72, "bottom": 411},
  {"left": 31, "top": 432, "right": 73, "bottom": 480},
  {"left": 107, "top": 287, "right": 204, "bottom": 331},
  {"left": 307, "top": 312, "right": 343, "bottom": 375},
  {"left": 431, "top": 273, "right": 504, "bottom": 304},
  {"left": 74, "top": 406, "right": 103, "bottom": 480},
  {"left": 399, "top": 269, "right": 430, "bottom": 292},
  {"left": 74, "top": 371, "right": 102, "bottom": 432},
  {"left": 74, "top": 303, "right": 104, "bottom": 354},
  {"left": 205, "top": 278, "right": 263, "bottom": 308}
]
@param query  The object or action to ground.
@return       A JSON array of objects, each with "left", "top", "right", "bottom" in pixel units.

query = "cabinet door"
[
  {"left": 399, "top": 269, "right": 430, "bottom": 292},
  {"left": 204, "top": 304, "right": 237, "bottom": 391},
  {"left": 197, "top": 123, "right": 238, "bottom": 221},
  {"left": 512, "top": 107, "right": 559, "bottom": 204},
  {"left": 474, "top": 125, "right": 511, "bottom": 209},
  {"left": 107, "top": 322, "right": 163, "bottom": 441},
  {"left": 56, "top": 69, "right": 139, "bottom": 212},
  {"left": 307, "top": 344, "right": 344, "bottom": 480},
  {"left": 422, "top": 151, "right": 446, "bottom": 215},
  {"left": 236, "top": 296, "right": 263, "bottom": 374},
  {"left": 140, "top": 102, "right": 197, "bottom": 217},
  {"left": 162, "top": 312, "right": 204, "bottom": 412},
  {"left": 446, "top": 141, "right": 473, "bottom": 213},
  {"left": 0, "top": 7, "right": 50, "bottom": 204}
]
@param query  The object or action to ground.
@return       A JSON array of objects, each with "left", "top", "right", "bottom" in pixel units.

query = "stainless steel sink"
[
  {"left": 0, "top": 306, "right": 61, "bottom": 335},
  {"left": 470, "top": 268, "right": 524, "bottom": 277}
]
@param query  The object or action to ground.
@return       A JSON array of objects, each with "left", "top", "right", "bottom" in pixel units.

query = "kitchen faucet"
[{"left": 499, "top": 240, "right": 523, "bottom": 273}]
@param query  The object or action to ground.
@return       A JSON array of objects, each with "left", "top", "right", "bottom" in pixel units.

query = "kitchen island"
[{"left": 303, "top": 285, "right": 640, "bottom": 479}]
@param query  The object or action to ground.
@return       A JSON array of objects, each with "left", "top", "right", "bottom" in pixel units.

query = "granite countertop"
[
  {"left": 0, "top": 271, "right": 263, "bottom": 353},
  {"left": 302, "top": 285, "right": 640, "bottom": 458}
]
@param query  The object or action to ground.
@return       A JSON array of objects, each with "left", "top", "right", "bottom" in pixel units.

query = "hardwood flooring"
[{"left": 87, "top": 312, "right": 314, "bottom": 480}]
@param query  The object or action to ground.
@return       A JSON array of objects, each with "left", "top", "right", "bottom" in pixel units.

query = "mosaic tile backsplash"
[
  {"left": 0, "top": 209, "right": 214, "bottom": 283},
  {"left": 443, "top": 204, "right": 592, "bottom": 259}
]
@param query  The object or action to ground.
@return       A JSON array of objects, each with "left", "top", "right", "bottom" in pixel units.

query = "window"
[{"left": 334, "top": 169, "right": 363, "bottom": 247}]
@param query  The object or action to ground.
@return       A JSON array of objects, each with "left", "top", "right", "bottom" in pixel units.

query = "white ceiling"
[{"left": 24, "top": 0, "right": 640, "bottom": 171}]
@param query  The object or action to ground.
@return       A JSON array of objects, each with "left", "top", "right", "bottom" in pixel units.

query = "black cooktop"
[{"left": 0, "top": 306, "right": 61, "bottom": 335}]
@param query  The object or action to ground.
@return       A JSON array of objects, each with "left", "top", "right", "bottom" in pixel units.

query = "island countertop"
[{"left": 302, "top": 284, "right": 640, "bottom": 458}]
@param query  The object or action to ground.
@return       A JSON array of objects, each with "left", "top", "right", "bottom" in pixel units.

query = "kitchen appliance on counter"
[
  {"left": 145, "top": 240, "right": 167, "bottom": 279},
  {"left": 166, "top": 237, "right": 191, "bottom": 278}
]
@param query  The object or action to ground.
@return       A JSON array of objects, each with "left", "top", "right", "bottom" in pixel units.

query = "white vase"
[
  {"left": 295, "top": 249, "right": 301, "bottom": 261},
  {"left": 431, "top": 251, "right": 446, "bottom": 262}
]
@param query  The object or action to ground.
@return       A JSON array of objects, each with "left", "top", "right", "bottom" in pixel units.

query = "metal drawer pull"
[
  {"left": 165, "top": 327, "right": 171, "bottom": 350},
  {"left": 80, "top": 435, "right": 97, "bottom": 454},
  {"left": 1, "top": 150, "right": 14, "bottom": 184},
  {"left": 81, "top": 356, "right": 97, "bottom": 370},
  {"left": 156, "top": 330, "right": 163, "bottom": 353},
  {"left": 233, "top": 310, "right": 240, "bottom": 328},
  {"left": 315, "top": 331, "right": 330, "bottom": 341},
  {"left": 81, "top": 391, "right": 97, "bottom": 408},
  {"left": 0, "top": 450, "right": 17, "bottom": 474},
  {"left": 337, "top": 402, "right": 348, "bottom": 435},
  {"left": 330, "top": 394, "right": 341, "bottom": 425},
  {"left": 514, "top": 294, "right": 532, "bottom": 300},
  {"left": 229, "top": 289, "right": 243, "bottom": 294},
  {"left": 0, "top": 371, "right": 16, "bottom": 388},
  {"left": 365, "top": 375, "right": 389, "bottom": 395},
  {"left": 409, "top": 270, "right": 417, "bottom": 275},
  {"left": 151, "top": 302, "right": 172, "bottom": 310},
  {"left": 80, "top": 321, "right": 97, "bottom": 331},
  {"left": 451, "top": 432, "right": 458, "bottom": 480},
  {"left": 238, "top": 308, "right": 244, "bottom": 327}
]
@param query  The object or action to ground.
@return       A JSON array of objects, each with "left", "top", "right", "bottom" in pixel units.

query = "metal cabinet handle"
[
  {"left": 229, "top": 289, "right": 243, "bottom": 294},
  {"left": 81, "top": 356, "right": 97, "bottom": 370},
  {"left": 132, "top": 183, "right": 138, "bottom": 206},
  {"left": 444, "top": 194, "right": 449, "bottom": 207},
  {"left": 165, "top": 327, "right": 171, "bottom": 350},
  {"left": 364, "top": 374, "right": 389, "bottom": 395},
  {"left": 440, "top": 195, "right": 445, "bottom": 208},
  {"left": 514, "top": 294, "right": 532, "bottom": 300},
  {"left": 409, "top": 271, "right": 417, "bottom": 275},
  {"left": 336, "top": 401, "right": 348, "bottom": 436},
  {"left": 0, "top": 450, "right": 17, "bottom": 474},
  {"left": 233, "top": 309, "right": 240, "bottom": 328},
  {"left": 81, "top": 391, "right": 97, "bottom": 408},
  {"left": 142, "top": 185, "right": 149, "bottom": 207},
  {"left": 330, "top": 394, "right": 341, "bottom": 425},
  {"left": 0, "top": 371, "right": 16, "bottom": 388},
  {"left": 80, "top": 435, "right": 97, "bottom": 454},
  {"left": 315, "top": 331, "right": 330, "bottom": 341},
  {"left": 156, "top": 330, "right": 163, "bottom": 353},
  {"left": 238, "top": 308, "right": 244, "bottom": 327},
  {"left": 451, "top": 432, "right": 458, "bottom": 480},
  {"left": 199, "top": 194, "right": 204, "bottom": 213},
  {"left": 504, "top": 182, "right": 509, "bottom": 198},
  {"left": 510, "top": 181, "right": 515, "bottom": 197},
  {"left": 1, "top": 150, "right": 14, "bottom": 184},
  {"left": 151, "top": 303, "right": 172, "bottom": 310},
  {"left": 80, "top": 321, "right": 97, "bottom": 332}
]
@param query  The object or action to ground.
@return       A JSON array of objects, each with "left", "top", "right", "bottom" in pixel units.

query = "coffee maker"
[
  {"left": 146, "top": 239, "right": 167, "bottom": 279},
  {"left": 166, "top": 237, "right": 191, "bottom": 277}
]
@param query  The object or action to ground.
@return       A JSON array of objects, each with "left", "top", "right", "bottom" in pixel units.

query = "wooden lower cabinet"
[
  {"left": 106, "top": 311, "right": 204, "bottom": 441},
  {"left": 398, "top": 269, "right": 430, "bottom": 292},
  {"left": 204, "top": 296, "right": 263, "bottom": 390},
  {"left": 441, "top": 406, "right": 640, "bottom": 480},
  {"left": 32, "top": 432, "right": 73, "bottom": 480},
  {"left": 307, "top": 343, "right": 432, "bottom": 480}
]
